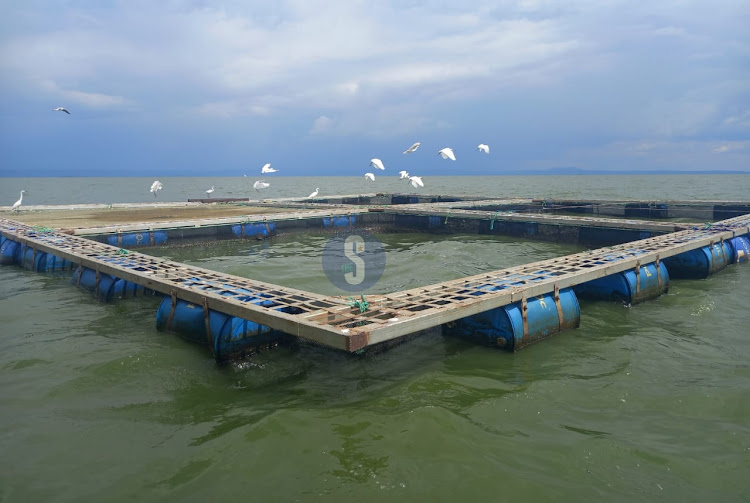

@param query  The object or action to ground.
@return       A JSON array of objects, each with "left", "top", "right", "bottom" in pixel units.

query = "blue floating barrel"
[
  {"left": 428, "top": 216, "right": 443, "bottom": 228},
  {"left": 663, "top": 241, "right": 732, "bottom": 279},
  {"left": 728, "top": 236, "right": 750, "bottom": 264},
  {"left": 322, "top": 216, "right": 356, "bottom": 228},
  {"left": 38, "top": 253, "right": 74, "bottom": 272},
  {"left": 72, "top": 266, "right": 144, "bottom": 301},
  {"left": 231, "top": 222, "right": 276, "bottom": 238},
  {"left": 106, "top": 231, "right": 167, "bottom": 248},
  {"left": 573, "top": 261, "right": 669, "bottom": 304},
  {"left": 0, "top": 239, "right": 22, "bottom": 265},
  {"left": 156, "top": 297, "right": 286, "bottom": 361},
  {"left": 445, "top": 287, "right": 580, "bottom": 350}
]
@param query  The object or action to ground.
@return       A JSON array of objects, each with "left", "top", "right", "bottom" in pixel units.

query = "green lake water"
[{"left": 1, "top": 175, "right": 749, "bottom": 502}]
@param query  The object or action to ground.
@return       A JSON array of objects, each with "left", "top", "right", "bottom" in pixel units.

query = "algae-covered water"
[{"left": 1, "top": 175, "right": 749, "bottom": 502}]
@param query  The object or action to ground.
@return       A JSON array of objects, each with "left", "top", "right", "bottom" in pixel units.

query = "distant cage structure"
[{"left": 1, "top": 194, "right": 749, "bottom": 362}]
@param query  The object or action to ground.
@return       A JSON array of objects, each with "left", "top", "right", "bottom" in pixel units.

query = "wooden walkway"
[{"left": 2, "top": 211, "right": 748, "bottom": 352}]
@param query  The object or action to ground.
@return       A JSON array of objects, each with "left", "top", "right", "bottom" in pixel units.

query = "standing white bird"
[
  {"left": 261, "top": 163, "right": 277, "bottom": 174},
  {"left": 408, "top": 176, "right": 424, "bottom": 189},
  {"left": 52, "top": 107, "right": 70, "bottom": 114},
  {"left": 438, "top": 147, "right": 456, "bottom": 161},
  {"left": 308, "top": 188, "right": 320, "bottom": 199},
  {"left": 11, "top": 190, "right": 25, "bottom": 211},
  {"left": 253, "top": 180, "right": 270, "bottom": 191},
  {"left": 369, "top": 158, "right": 385, "bottom": 170},
  {"left": 364, "top": 173, "right": 375, "bottom": 181},
  {"left": 150, "top": 180, "right": 163, "bottom": 197},
  {"left": 206, "top": 186, "right": 215, "bottom": 197},
  {"left": 403, "top": 142, "right": 420, "bottom": 154},
  {"left": 477, "top": 144, "right": 490, "bottom": 154},
  {"left": 398, "top": 170, "right": 410, "bottom": 180}
]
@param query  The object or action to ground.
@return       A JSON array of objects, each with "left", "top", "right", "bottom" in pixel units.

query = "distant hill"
[{"left": 500, "top": 167, "right": 750, "bottom": 175}]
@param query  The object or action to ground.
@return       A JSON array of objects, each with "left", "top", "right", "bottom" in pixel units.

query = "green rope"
[
  {"left": 490, "top": 210, "right": 500, "bottom": 230},
  {"left": 31, "top": 225, "right": 54, "bottom": 233},
  {"left": 118, "top": 248, "right": 129, "bottom": 255},
  {"left": 444, "top": 211, "right": 451, "bottom": 224},
  {"left": 347, "top": 294, "right": 370, "bottom": 313},
  {"left": 704, "top": 222, "right": 712, "bottom": 229}
]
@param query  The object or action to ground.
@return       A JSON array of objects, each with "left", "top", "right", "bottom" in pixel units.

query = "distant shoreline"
[{"left": 2, "top": 170, "right": 749, "bottom": 178}]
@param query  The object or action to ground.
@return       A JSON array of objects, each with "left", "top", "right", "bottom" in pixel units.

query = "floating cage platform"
[{"left": 2, "top": 193, "right": 749, "bottom": 362}]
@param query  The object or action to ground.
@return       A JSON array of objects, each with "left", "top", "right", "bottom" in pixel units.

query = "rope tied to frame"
[
  {"left": 117, "top": 248, "right": 129, "bottom": 255},
  {"left": 704, "top": 222, "right": 712, "bottom": 229},
  {"left": 444, "top": 211, "right": 452, "bottom": 224},
  {"left": 30, "top": 225, "right": 54, "bottom": 233},
  {"left": 490, "top": 210, "right": 500, "bottom": 230},
  {"left": 347, "top": 294, "right": 370, "bottom": 313}
]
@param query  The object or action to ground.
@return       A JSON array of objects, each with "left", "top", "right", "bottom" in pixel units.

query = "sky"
[{"left": 0, "top": 0, "right": 748, "bottom": 177}]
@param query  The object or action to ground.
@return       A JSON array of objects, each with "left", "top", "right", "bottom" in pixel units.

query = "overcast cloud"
[{"left": 0, "top": 0, "right": 748, "bottom": 176}]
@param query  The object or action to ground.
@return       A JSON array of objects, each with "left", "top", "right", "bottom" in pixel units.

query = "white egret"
[
  {"left": 370, "top": 158, "right": 385, "bottom": 170},
  {"left": 477, "top": 144, "right": 490, "bottom": 154},
  {"left": 261, "top": 163, "right": 277, "bottom": 174},
  {"left": 150, "top": 180, "right": 163, "bottom": 197},
  {"left": 308, "top": 188, "right": 320, "bottom": 199},
  {"left": 206, "top": 186, "right": 215, "bottom": 197},
  {"left": 364, "top": 172, "right": 375, "bottom": 181},
  {"left": 253, "top": 180, "right": 270, "bottom": 191},
  {"left": 403, "top": 142, "right": 420, "bottom": 154},
  {"left": 398, "top": 170, "right": 410, "bottom": 180},
  {"left": 408, "top": 176, "right": 424, "bottom": 189},
  {"left": 11, "top": 190, "right": 25, "bottom": 211},
  {"left": 53, "top": 107, "right": 70, "bottom": 114},
  {"left": 438, "top": 147, "right": 456, "bottom": 161}
]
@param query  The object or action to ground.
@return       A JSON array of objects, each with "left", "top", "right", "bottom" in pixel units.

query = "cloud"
[
  {"left": 39, "top": 80, "right": 128, "bottom": 108},
  {"left": 0, "top": 1, "right": 748, "bottom": 173},
  {"left": 712, "top": 142, "right": 747, "bottom": 154},
  {"left": 309, "top": 115, "right": 333, "bottom": 134}
]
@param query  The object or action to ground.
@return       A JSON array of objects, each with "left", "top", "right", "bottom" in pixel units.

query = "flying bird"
[
  {"left": 403, "top": 142, "right": 420, "bottom": 154},
  {"left": 369, "top": 158, "right": 385, "bottom": 170},
  {"left": 206, "top": 186, "right": 215, "bottom": 197},
  {"left": 308, "top": 188, "right": 320, "bottom": 198},
  {"left": 364, "top": 173, "right": 375, "bottom": 181},
  {"left": 253, "top": 180, "right": 270, "bottom": 191},
  {"left": 438, "top": 147, "right": 456, "bottom": 161},
  {"left": 53, "top": 107, "right": 70, "bottom": 114},
  {"left": 261, "top": 163, "right": 277, "bottom": 174},
  {"left": 408, "top": 176, "right": 424, "bottom": 189},
  {"left": 398, "top": 170, "right": 410, "bottom": 180},
  {"left": 11, "top": 190, "right": 25, "bottom": 212},
  {"left": 150, "top": 180, "right": 163, "bottom": 197},
  {"left": 477, "top": 144, "right": 490, "bottom": 154}
]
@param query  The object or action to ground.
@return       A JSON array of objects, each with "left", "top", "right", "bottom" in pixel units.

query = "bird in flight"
[
  {"left": 261, "top": 163, "right": 277, "bottom": 174},
  {"left": 150, "top": 180, "right": 163, "bottom": 197},
  {"left": 364, "top": 173, "right": 375, "bottom": 181},
  {"left": 477, "top": 144, "right": 490, "bottom": 154},
  {"left": 369, "top": 158, "right": 385, "bottom": 170},
  {"left": 53, "top": 107, "right": 70, "bottom": 114},
  {"left": 403, "top": 142, "right": 420, "bottom": 154},
  {"left": 253, "top": 180, "right": 270, "bottom": 191},
  {"left": 408, "top": 176, "right": 424, "bottom": 189},
  {"left": 438, "top": 147, "right": 456, "bottom": 161},
  {"left": 398, "top": 170, "right": 410, "bottom": 180}
]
